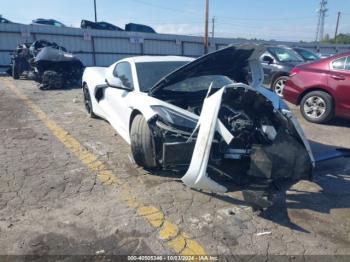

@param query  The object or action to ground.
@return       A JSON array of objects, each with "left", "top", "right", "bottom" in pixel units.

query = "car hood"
[
  {"left": 34, "top": 47, "right": 81, "bottom": 63},
  {"left": 148, "top": 44, "right": 267, "bottom": 96}
]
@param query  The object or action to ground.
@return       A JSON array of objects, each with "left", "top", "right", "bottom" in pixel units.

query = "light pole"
[
  {"left": 204, "top": 0, "right": 209, "bottom": 54},
  {"left": 94, "top": 0, "right": 97, "bottom": 22}
]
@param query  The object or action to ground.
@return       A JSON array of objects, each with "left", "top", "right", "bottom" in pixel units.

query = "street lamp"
[
  {"left": 94, "top": 0, "right": 97, "bottom": 22},
  {"left": 204, "top": 0, "right": 209, "bottom": 54}
]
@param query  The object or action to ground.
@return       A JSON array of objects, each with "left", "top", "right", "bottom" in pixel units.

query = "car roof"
[{"left": 123, "top": 56, "right": 194, "bottom": 63}]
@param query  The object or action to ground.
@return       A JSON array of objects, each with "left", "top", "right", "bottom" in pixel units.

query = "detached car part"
[{"left": 7, "top": 40, "right": 83, "bottom": 89}]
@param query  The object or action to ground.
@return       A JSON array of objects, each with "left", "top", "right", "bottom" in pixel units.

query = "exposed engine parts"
[{"left": 148, "top": 85, "right": 313, "bottom": 188}]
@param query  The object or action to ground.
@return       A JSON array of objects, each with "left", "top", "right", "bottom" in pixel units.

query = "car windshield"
[
  {"left": 136, "top": 61, "right": 189, "bottom": 92},
  {"left": 161, "top": 75, "right": 233, "bottom": 93},
  {"left": 268, "top": 47, "right": 303, "bottom": 62},
  {"left": 295, "top": 48, "right": 320, "bottom": 61}
]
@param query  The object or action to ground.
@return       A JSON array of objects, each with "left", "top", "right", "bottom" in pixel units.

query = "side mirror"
[
  {"left": 262, "top": 56, "right": 274, "bottom": 65},
  {"left": 105, "top": 77, "right": 132, "bottom": 91}
]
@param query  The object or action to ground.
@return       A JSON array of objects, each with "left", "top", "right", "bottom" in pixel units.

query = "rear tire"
[
  {"left": 83, "top": 85, "right": 97, "bottom": 118},
  {"left": 130, "top": 115, "right": 157, "bottom": 169},
  {"left": 300, "top": 91, "right": 334, "bottom": 124}
]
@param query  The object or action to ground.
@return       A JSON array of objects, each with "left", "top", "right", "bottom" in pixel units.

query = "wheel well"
[
  {"left": 129, "top": 110, "right": 142, "bottom": 132},
  {"left": 270, "top": 73, "right": 289, "bottom": 88},
  {"left": 297, "top": 87, "right": 334, "bottom": 105}
]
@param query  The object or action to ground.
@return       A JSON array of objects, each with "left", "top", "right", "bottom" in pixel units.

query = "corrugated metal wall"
[{"left": 1, "top": 23, "right": 350, "bottom": 71}]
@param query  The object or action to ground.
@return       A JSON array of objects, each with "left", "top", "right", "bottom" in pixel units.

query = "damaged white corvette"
[{"left": 82, "top": 45, "right": 315, "bottom": 199}]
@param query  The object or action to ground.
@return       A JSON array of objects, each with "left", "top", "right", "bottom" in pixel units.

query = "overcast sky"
[{"left": 2, "top": 0, "right": 350, "bottom": 41}]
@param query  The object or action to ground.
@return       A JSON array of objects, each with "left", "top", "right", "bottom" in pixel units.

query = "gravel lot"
[{"left": 0, "top": 77, "right": 349, "bottom": 259}]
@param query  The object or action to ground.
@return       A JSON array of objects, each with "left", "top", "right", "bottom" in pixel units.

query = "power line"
[
  {"left": 130, "top": 0, "right": 197, "bottom": 14},
  {"left": 315, "top": 0, "right": 328, "bottom": 42}
]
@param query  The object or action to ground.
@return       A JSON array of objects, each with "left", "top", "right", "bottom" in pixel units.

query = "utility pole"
[
  {"left": 94, "top": 0, "right": 97, "bottom": 22},
  {"left": 204, "top": 0, "right": 209, "bottom": 54},
  {"left": 211, "top": 16, "right": 216, "bottom": 39},
  {"left": 334, "top": 11, "right": 341, "bottom": 40},
  {"left": 315, "top": 0, "right": 328, "bottom": 43}
]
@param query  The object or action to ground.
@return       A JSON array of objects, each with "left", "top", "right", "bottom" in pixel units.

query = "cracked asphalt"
[{"left": 0, "top": 77, "right": 349, "bottom": 259}]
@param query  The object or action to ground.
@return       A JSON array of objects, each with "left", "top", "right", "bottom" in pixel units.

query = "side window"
[
  {"left": 345, "top": 57, "right": 350, "bottom": 71},
  {"left": 332, "top": 57, "right": 346, "bottom": 70},
  {"left": 260, "top": 52, "right": 274, "bottom": 63},
  {"left": 113, "top": 62, "right": 134, "bottom": 89}
]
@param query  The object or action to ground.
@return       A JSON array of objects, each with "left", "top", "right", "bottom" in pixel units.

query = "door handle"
[{"left": 331, "top": 74, "right": 345, "bottom": 80}]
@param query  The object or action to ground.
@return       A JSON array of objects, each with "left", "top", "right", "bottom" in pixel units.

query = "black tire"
[
  {"left": 300, "top": 91, "right": 334, "bottom": 124},
  {"left": 41, "top": 70, "right": 64, "bottom": 90},
  {"left": 82, "top": 85, "right": 97, "bottom": 118},
  {"left": 130, "top": 115, "right": 157, "bottom": 169},
  {"left": 12, "top": 62, "right": 19, "bottom": 79},
  {"left": 272, "top": 76, "right": 289, "bottom": 97}
]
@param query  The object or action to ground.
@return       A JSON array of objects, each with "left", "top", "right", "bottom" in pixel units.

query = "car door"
[
  {"left": 260, "top": 52, "right": 275, "bottom": 86},
  {"left": 103, "top": 62, "right": 134, "bottom": 138},
  {"left": 328, "top": 56, "right": 350, "bottom": 117}
]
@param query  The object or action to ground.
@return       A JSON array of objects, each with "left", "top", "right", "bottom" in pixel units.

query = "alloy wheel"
[{"left": 303, "top": 96, "right": 327, "bottom": 120}]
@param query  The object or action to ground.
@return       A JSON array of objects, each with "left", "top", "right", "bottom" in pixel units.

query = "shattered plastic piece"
[
  {"left": 256, "top": 231, "right": 272, "bottom": 236},
  {"left": 262, "top": 125, "right": 277, "bottom": 141},
  {"left": 181, "top": 88, "right": 228, "bottom": 193}
]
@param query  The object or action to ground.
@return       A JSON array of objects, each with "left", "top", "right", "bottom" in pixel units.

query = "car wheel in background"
[
  {"left": 130, "top": 114, "right": 157, "bottom": 169},
  {"left": 83, "top": 85, "right": 97, "bottom": 118},
  {"left": 12, "top": 61, "right": 20, "bottom": 79},
  {"left": 272, "top": 76, "right": 289, "bottom": 97},
  {"left": 300, "top": 91, "right": 334, "bottom": 124},
  {"left": 40, "top": 71, "right": 64, "bottom": 90}
]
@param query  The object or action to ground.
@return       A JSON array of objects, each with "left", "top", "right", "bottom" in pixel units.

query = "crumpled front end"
[{"left": 148, "top": 84, "right": 314, "bottom": 194}]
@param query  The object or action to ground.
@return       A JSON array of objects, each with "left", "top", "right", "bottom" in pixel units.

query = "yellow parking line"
[{"left": 2, "top": 78, "right": 207, "bottom": 256}]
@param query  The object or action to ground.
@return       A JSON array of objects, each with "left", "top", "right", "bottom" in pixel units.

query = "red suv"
[{"left": 284, "top": 52, "right": 350, "bottom": 123}]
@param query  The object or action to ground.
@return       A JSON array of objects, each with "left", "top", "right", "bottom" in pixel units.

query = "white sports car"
[{"left": 82, "top": 45, "right": 315, "bottom": 204}]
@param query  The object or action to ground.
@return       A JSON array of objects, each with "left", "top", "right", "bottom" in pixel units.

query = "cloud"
[{"left": 154, "top": 23, "right": 203, "bottom": 36}]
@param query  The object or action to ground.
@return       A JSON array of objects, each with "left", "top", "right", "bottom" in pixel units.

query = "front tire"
[
  {"left": 130, "top": 115, "right": 157, "bottom": 169},
  {"left": 300, "top": 91, "right": 334, "bottom": 123},
  {"left": 272, "top": 76, "right": 289, "bottom": 97}
]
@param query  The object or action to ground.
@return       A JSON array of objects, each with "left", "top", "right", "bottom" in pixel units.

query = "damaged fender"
[{"left": 182, "top": 87, "right": 231, "bottom": 193}]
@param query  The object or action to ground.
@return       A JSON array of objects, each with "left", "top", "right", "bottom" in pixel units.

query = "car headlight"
[{"left": 151, "top": 106, "right": 197, "bottom": 130}]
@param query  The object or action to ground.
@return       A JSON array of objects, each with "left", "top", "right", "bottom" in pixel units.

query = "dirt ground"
[{"left": 0, "top": 77, "right": 349, "bottom": 260}]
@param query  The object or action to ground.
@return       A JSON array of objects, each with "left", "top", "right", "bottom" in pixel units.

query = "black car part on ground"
[
  {"left": 81, "top": 20, "right": 123, "bottom": 31},
  {"left": 125, "top": 23, "right": 156, "bottom": 33},
  {"left": 7, "top": 40, "right": 84, "bottom": 89}
]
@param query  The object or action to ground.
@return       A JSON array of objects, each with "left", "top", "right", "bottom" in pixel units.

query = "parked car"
[
  {"left": 125, "top": 23, "right": 156, "bottom": 33},
  {"left": 284, "top": 52, "right": 350, "bottom": 123},
  {"left": 81, "top": 20, "right": 123, "bottom": 31},
  {"left": 292, "top": 47, "right": 321, "bottom": 62},
  {"left": 0, "top": 15, "right": 12, "bottom": 24},
  {"left": 260, "top": 46, "right": 304, "bottom": 97},
  {"left": 31, "top": 18, "right": 66, "bottom": 27},
  {"left": 82, "top": 45, "right": 315, "bottom": 209},
  {"left": 7, "top": 40, "right": 83, "bottom": 89}
]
